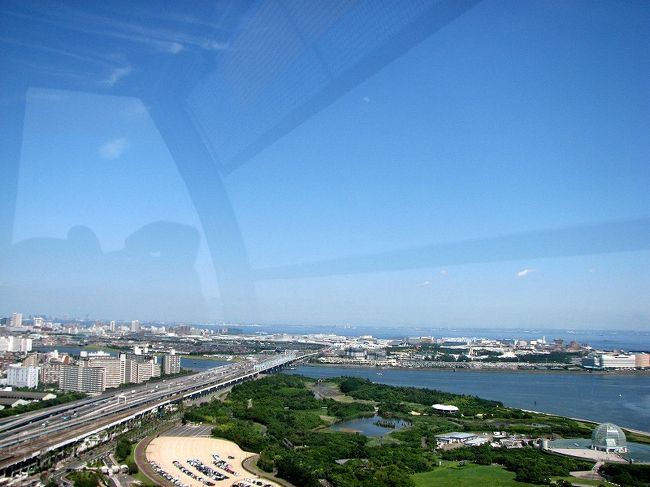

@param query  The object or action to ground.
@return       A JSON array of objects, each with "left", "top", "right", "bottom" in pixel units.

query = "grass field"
[
  {"left": 412, "top": 463, "right": 539, "bottom": 487},
  {"left": 412, "top": 463, "right": 617, "bottom": 487}
]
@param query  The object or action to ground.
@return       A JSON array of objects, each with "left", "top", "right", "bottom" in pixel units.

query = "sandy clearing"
[{"left": 146, "top": 436, "right": 279, "bottom": 487}]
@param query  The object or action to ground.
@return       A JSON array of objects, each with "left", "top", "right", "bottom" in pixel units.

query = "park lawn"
[
  {"left": 412, "top": 462, "right": 539, "bottom": 487},
  {"left": 131, "top": 469, "right": 158, "bottom": 487},
  {"left": 307, "top": 381, "right": 377, "bottom": 404},
  {"left": 366, "top": 435, "right": 402, "bottom": 447}
]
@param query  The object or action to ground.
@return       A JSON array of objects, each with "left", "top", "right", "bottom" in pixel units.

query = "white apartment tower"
[
  {"left": 59, "top": 365, "right": 105, "bottom": 393},
  {"left": 7, "top": 365, "right": 40, "bottom": 388},
  {"left": 130, "top": 320, "right": 141, "bottom": 332},
  {"left": 162, "top": 350, "right": 181, "bottom": 375}
]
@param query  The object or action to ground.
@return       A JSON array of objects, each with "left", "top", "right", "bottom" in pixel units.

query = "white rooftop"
[
  {"left": 436, "top": 432, "right": 476, "bottom": 440},
  {"left": 432, "top": 403, "right": 459, "bottom": 412}
]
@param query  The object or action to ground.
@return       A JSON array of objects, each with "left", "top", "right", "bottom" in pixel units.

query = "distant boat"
[{"left": 376, "top": 372, "right": 383, "bottom": 376}]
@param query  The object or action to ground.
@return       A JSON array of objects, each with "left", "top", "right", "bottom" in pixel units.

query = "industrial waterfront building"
[{"left": 581, "top": 352, "right": 638, "bottom": 370}]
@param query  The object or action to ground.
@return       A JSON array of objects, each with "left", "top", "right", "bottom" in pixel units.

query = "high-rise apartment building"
[
  {"left": 22, "top": 353, "right": 39, "bottom": 367},
  {"left": 85, "top": 356, "right": 124, "bottom": 389},
  {"left": 40, "top": 363, "right": 62, "bottom": 384},
  {"left": 130, "top": 320, "right": 141, "bottom": 332},
  {"left": 123, "top": 355, "right": 160, "bottom": 384},
  {"left": 7, "top": 365, "right": 40, "bottom": 388},
  {"left": 162, "top": 350, "right": 181, "bottom": 375},
  {"left": 0, "top": 336, "right": 32, "bottom": 352},
  {"left": 59, "top": 365, "right": 105, "bottom": 393}
]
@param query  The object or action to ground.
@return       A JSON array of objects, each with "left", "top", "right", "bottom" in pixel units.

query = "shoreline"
[
  {"left": 519, "top": 409, "right": 650, "bottom": 437},
  {"left": 300, "top": 361, "right": 650, "bottom": 376},
  {"left": 290, "top": 363, "right": 650, "bottom": 437}
]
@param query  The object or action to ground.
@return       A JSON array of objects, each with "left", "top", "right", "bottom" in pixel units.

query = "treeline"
[
  {"left": 326, "top": 400, "right": 375, "bottom": 420},
  {"left": 338, "top": 377, "right": 502, "bottom": 416},
  {"left": 68, "top": 471, "right": 103, "bottom": 487},
  {"left": 115, "top": 437, "right": 131, "bottom": 462},
  {"left": 441, "top": 445, "right": 591, "bottom": 484},
  {"left": 114, "top": 437, "right": 138, "bottom": 474},
  {"left": 600, "top": 464, "right": 650, "bottom": 487},
  {"left": 481, "top": 352, "right": 582, "bottom": 364}
]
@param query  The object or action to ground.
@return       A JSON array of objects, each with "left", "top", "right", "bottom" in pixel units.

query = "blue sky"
[{"left": 2, "top": 0, "right": 649, "bottom": 328}]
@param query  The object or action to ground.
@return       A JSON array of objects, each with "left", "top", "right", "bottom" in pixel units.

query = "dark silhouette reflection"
[
  {"left": 0, "top": 222, "right": 207, "bottom": 320},
  {"left": 0, "top": 0, "right": 482, "bottom": 320}
]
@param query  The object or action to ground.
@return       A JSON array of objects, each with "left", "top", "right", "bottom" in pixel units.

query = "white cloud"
[
  {"left": 517, "top": 268, "right": 535, "bottom": 278},
  {"left": 202, "top": 40, "right": 229, "bottom": 51},
  {"left": 363, "top": 96, "right": 371, "bottom": 103},
  {"left": 166, "top": 42, "right": 184, "bottom": 54},
  {"left": 440, "top": 269, "right": 448, "bottom": 276},
  {"left": 103, "top": 66, "right": 132, "bottom": 86},
  {"left": 99, "top": 138, "right": 130, "bottom": 160},
  {"left": 419, "top": 280, "right": 431, "bottom": 287}
]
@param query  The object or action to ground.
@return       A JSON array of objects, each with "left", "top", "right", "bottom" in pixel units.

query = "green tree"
[
  {"left": 126, "top": 459, "right": 139, "bottom": 474},
  {"left": 115, "top": 438, "right": 131, "bottom": 462}
]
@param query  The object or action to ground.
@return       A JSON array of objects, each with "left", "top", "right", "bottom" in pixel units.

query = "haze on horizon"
[{"left": 1, "top": 0, "right": 649, "bottom": 330}]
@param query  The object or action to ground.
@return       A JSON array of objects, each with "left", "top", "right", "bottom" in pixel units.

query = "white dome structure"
[{"left": 591, "top": 423, "right": 628, "bottom": 453}]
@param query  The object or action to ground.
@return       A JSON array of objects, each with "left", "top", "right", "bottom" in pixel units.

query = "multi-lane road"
[{"left": 0, "top": 352, "right": 314, "bottom": 477}]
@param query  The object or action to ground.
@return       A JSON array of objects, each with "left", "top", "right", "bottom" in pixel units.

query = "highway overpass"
[{"left": 0, "top": 351, "right": 315, "bottom": 477}]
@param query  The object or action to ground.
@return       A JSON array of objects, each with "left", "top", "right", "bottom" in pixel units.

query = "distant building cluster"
[
  {"left": 1, "top": 308, "right": 649, "bottom": 398},
  {"left": 0, "top": 311, "right": 190, "bottom": 397},
  {"left": 0, "top": 345, "right": 181, "bottom": 395},
  {"left": 1, "top": 346, "right": 181, "bottom": 394},
  {"left": 56, "top": 347, "right": 181, "bottom": 394},
  {"left": 1, "top": 312, "right": 185, "bottom": 397},
  {"left": 0, "top": 312, "right": 172, "bottom": 336}
]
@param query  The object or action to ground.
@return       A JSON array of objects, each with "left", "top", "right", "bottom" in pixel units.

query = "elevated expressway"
[{"left": 0, "top": 351, "right": 315, "bottom": 477}]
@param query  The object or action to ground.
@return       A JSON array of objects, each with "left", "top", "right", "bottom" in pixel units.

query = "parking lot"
[{"left": 146, "top": 435, "right": 279, "bottom": 487}]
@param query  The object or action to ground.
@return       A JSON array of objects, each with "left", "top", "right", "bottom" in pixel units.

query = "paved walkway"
[{"left": 549, "top": 447, "right": 626, "bottom": 463}]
